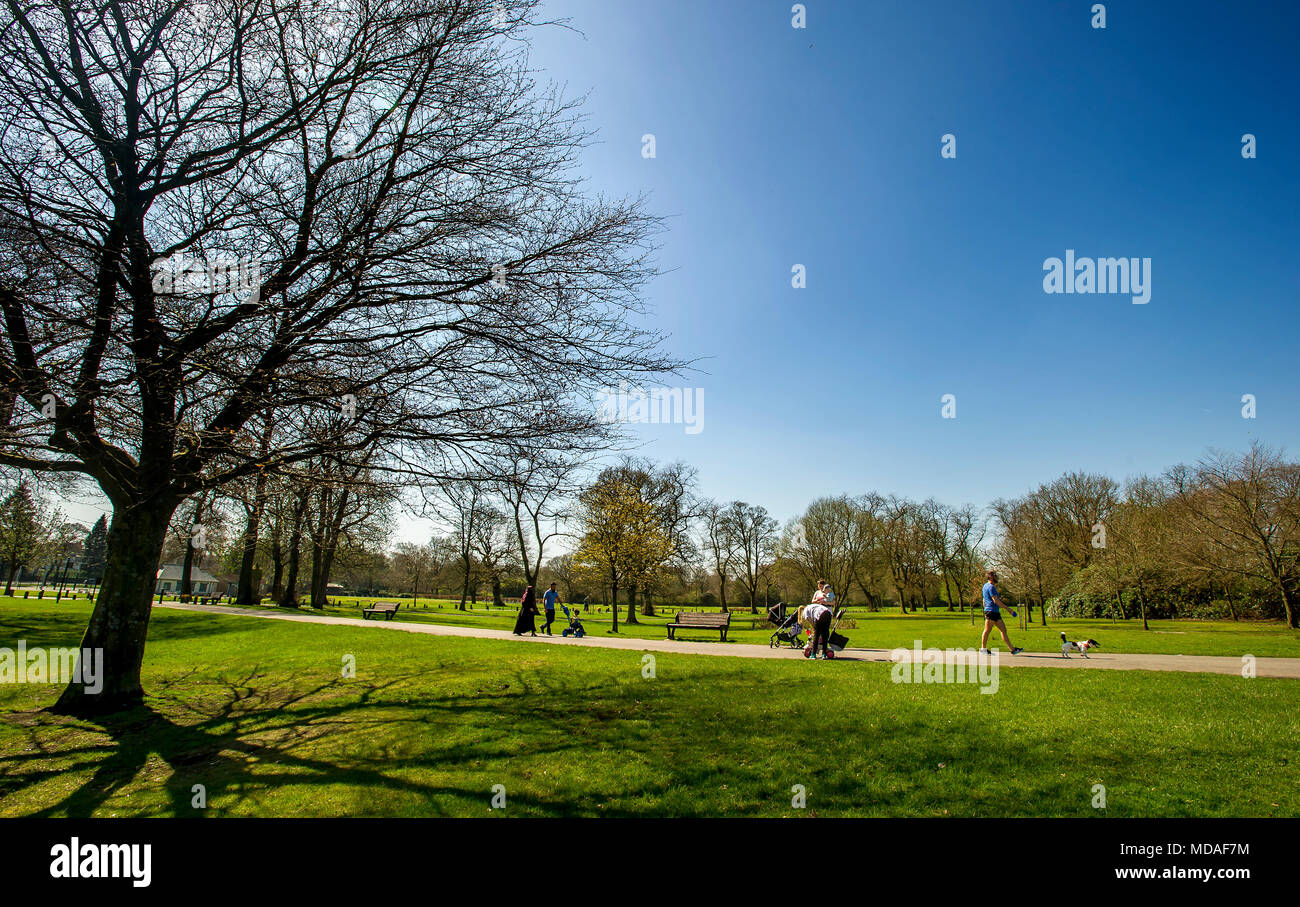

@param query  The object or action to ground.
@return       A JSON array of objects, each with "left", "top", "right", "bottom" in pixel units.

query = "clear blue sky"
[
  {"left": 521, "top": 0, "right": 1300, "bottom": 529},
  {"left": 48, "top": 1, "right": 1300, "bottom": 543}
]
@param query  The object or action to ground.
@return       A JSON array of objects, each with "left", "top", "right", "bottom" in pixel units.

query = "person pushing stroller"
[{"left": 803, "top": 581, "right": 836, "bottom": 660}]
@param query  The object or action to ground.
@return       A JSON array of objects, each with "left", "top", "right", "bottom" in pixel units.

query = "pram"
[
  {"left": 828, "top": 608, "right": 850, "bottom": 653},
  {"left": 767, "top": 602, "right": 804, "bottom": 649},
  {"left": 560, "top": 604, "right": 585, "bottom": 638}
]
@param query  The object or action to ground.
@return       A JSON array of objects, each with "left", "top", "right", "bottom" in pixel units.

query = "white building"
[{"left": 155, "top": 563, "right": 219, "bottom": 596}]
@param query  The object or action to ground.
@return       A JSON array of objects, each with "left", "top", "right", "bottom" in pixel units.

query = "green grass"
[
  {"left": 200, "top": 594, "right": 1300, "bottom": 657},
  {"left": 1, "top": 598, "right": 1297, "bottom": 817}
]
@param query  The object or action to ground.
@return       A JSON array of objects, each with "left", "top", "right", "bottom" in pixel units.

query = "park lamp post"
[{"left": 54, "top": 555, "right": 73, "bottom": 602}]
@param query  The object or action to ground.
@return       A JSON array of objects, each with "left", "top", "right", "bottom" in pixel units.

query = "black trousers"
[
  {"left": 543, "top": 609, "right": 556, "bottom": 634},
  {"left": 811, "top": 612, "right": 832, "bottom": 654}
]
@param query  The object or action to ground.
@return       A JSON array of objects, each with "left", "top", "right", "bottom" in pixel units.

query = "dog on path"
[{"left": 1060, "top": 631, "right": 1100, "bottom": 658}]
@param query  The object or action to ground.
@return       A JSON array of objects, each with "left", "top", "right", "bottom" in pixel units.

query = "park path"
[{"left": 155, "top": 601, "right": 1300, "bottom": 679}]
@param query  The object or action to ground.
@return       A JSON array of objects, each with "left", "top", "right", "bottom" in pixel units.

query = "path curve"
[{"left": 156, "top": 602, "right": 1300, "bottom": 679}]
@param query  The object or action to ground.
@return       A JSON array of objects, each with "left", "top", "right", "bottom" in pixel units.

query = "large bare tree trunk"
[{"left": 53, "top": 496, "right": 176, "bottom": 715}]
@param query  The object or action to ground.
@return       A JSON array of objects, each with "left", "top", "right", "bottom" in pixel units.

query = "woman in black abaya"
[{"left": 513, "top": 585, "right": 539, "bottom": 636}]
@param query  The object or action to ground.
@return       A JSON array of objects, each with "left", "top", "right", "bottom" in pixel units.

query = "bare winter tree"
[
  {"left": 435, "top": 477, "right": 491, "bottom": 609},
  {"left": 1167, "top": 443, "right": 1300, "bottom": 629},
  {"left": 726, "top": 501, "right": 776, "bottom": 613},
  {"left": 494, "top": 445, "right": 583, "bottom": 589},
  {"left": 702, "top": 500, "right": 738, "bottom": 612},
  {"left": 305, "top": 448, "right": 394, "bottom": 608},
  {"left": 0, "top": 0, "right": 678, "bottom": 713}
]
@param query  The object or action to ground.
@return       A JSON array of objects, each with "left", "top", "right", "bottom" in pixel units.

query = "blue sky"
[
  {"left": 47, "top": 1, "right": 1300, "bottom": 543},
  {"left": 518, "top": 0, "right": 1300, "bottom": 530}
]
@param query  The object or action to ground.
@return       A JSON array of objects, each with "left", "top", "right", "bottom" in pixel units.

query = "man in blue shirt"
[
  {"left": 542, "top": 583, "right": 560, "bottom": 636},
  {"left": 980, "top": 570, "right": 1024, "bottom": 655}
]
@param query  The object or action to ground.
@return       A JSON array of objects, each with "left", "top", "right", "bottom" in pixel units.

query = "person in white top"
[{"left": 804, "top": 581, "right": 835, "bottom": 659}]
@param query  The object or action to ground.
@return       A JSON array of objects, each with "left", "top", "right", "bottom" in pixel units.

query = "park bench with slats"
[
  {"left": 666, "top": 611, "right": 731, "bottom": 642},
  {"left": 362, "top": 601, "right": 402, "bottom": 621}
]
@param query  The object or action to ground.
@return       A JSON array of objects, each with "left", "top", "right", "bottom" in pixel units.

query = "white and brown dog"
[{"left": 1060, "top": 631, "right": 1100, "bottom": 658}]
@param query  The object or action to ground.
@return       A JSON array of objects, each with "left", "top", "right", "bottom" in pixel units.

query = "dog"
[{"left": 1060, "top": 631, "right": 1100, "bottom": 658}]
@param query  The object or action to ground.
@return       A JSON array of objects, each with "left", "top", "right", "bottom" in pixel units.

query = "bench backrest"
[
  {"left": 673, "top": 612, "right": 730, "bottom": 627},
  {"left": 371, "top": 602, "right": 400, "bottom": 611}
]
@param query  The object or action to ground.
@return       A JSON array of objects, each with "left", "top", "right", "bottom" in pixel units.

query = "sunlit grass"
[
  {"left": 0, "top": 599, "right": 1296, "bottom": 817},
  {"left": 183, "top": 593, "right": 1300, "bottom": 657}
]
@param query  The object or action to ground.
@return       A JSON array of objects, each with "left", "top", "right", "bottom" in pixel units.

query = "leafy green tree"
[{"left": 573, "top": 474, "right": 671, "bottom": 633}]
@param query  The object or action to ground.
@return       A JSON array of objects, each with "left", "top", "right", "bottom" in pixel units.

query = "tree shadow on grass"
[
  {"left": 0, "top": 660, "right": 1135, "bottom": 818},
  {"left": 0, "top": 665, "right": 629, "bottom": 817}
]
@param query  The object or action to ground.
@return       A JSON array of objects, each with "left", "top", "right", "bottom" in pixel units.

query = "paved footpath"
[{"left": 156, "top": 602, "right": 1300, "bottom": 679}]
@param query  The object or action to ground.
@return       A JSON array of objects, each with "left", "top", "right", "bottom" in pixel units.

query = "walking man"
[
  {"left": 980, "top": 570, "right": 1024, "bottom": 655},
  {"left": 542, "top": 582, "right": 560, "bottom": 636}
]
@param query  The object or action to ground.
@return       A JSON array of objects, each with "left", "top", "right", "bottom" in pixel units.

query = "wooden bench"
[
  {"left": 362, "top": 601, "right": 402, "bottom": 621},
  {"left": 666, "top": 611, "right": 731, "bottom": 642}
]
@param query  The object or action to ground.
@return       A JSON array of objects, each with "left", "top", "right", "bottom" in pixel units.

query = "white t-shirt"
[{"left": 805, "top": 602, "right": 831, "bottom": 623}]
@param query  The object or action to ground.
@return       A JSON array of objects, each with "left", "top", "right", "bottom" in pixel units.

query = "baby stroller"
[
  {"left": 560, "top": 604, "right": 586, "bottom": 638},
  {"left": 767, "top": 602, "right": 805, "bottom": 649}
]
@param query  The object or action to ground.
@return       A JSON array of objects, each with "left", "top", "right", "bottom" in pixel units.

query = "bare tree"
[
  {"left": 495, "top": 446, "right": 582, "bottom": 588},
  {"left": 947, "top": 503, "right": 987, "bottom": 613},
  {"left": 390, "top": 540, "right": 433, "bottom": 606},
  {"left": 468, "top": 501, "right": 512, "bottom": 607},
  {"left": 782, "top": 495, "right": 862, "bottom": 609},
  {"left": 701, "top": 500, "right": 738, "bottom": 611},
  {"left": 727, "top": 501, "right": 777, "bottom": 613},
  {"left": 0, "top": 1, "right": 678, "bottom": 712},
  {"left": 1167, "top": 444, "right": 1300, "bottom": 628}
]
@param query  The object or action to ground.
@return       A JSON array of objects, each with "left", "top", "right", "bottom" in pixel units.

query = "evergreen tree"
[
  {"left": 83, "top": 515, "right": 108, "bottom": 584},
  {"left": 0, "top": 482, "right": 42, "bottom": 595}
]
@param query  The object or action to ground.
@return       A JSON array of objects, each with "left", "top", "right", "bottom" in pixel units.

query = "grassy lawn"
[
  {"left": 192, "top": 594, "right": 1300, "bottom": 657},
  {"left": 1, "top": 598, "right": 1296, "bottom": 817}
]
